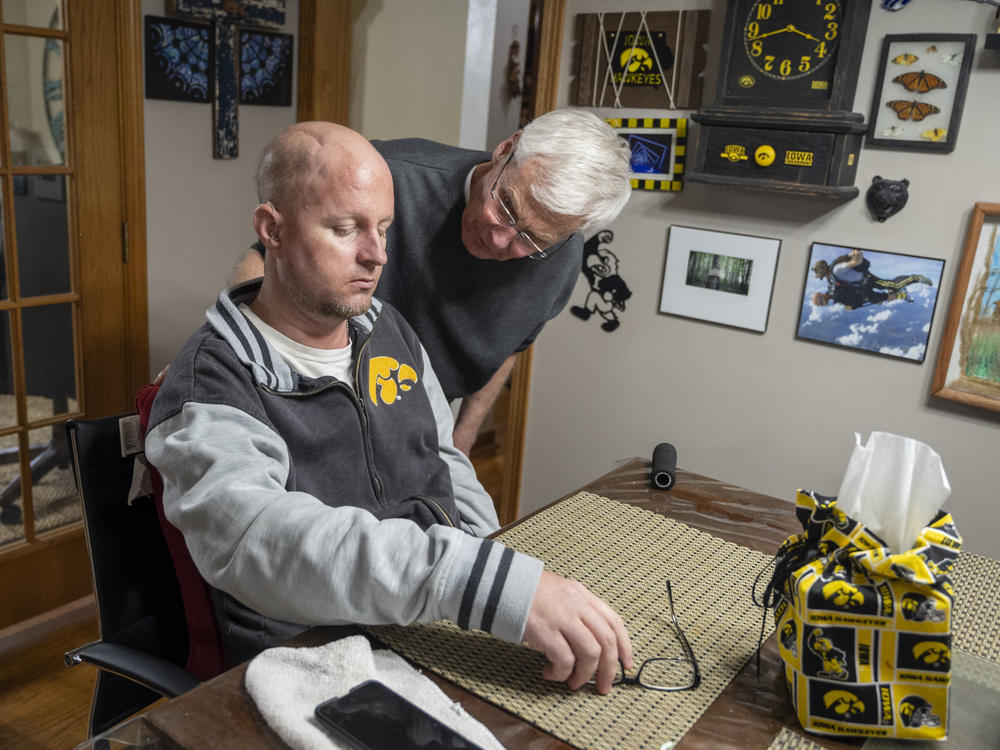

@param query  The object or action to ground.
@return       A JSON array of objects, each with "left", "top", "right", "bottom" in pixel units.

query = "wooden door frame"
[
  {"left": 496, "top": 0, "right": 566, "bottom": 525},
  {"left": 0, "top": 0, "right": 148, "bottom": 628}
]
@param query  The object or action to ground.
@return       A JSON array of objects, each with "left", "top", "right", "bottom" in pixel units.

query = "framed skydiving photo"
[
  {"left": 865, "top": 34, "right": 975, "bottom": 153},
  {"left": 607, "top": 117, "right": 686, "bottom": 192},
  {"left": 797, "top": 243, "right": 946, "bottom": 363},
  {"left": 659, "top": 225, "right": 779, "bottom": 332}
]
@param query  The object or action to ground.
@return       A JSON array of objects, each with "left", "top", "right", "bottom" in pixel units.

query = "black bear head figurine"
[{"left": 866, "top": 176, "right": 909, "bottom": 223}]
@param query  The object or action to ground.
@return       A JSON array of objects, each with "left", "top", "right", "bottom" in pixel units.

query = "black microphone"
[{"left": 651, "top": 443, "right": 676, "bottom": 490}]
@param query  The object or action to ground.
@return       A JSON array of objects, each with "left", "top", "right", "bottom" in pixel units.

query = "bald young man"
[{"left": 145, "top": 122, "right": 632, "bottom": 692}]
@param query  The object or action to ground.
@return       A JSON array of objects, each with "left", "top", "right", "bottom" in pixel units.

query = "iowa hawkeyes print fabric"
[{"left": 772, "top": 490, "right": 960, "bottom": 741}]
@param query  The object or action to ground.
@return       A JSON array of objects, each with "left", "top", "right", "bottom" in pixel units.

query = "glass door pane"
[
  {"left": 13, "top": 174, "right": 70, "bottom": 297},
  {"left": 5, "top": 33, "right": 66, "bottom": 166},
  {"left": 0, "top": 4, "right": 78, "bottom": 543},
  {"left": 2, "top": 1, "right": 64, "bottom": 30}
]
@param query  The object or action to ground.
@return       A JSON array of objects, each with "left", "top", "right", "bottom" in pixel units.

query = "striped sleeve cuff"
[{"left": 443, "top": 537, "right": 544, "bottom": 644}]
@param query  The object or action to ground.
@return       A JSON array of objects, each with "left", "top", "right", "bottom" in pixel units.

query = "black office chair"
[{"left": 64, "top": 414, "right": 200, "bottom": 737}]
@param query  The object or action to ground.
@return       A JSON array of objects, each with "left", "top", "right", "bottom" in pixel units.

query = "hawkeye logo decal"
[
  {"left": 897, "top": 633, "right": 951, "bottom": 673},
  {"left": 368, "top": 356, "right": 418, "bottom": 406},
  {"left": 823, "top": 689, "right": 865, "bottom": 719},
  {"left": 822, "top": 580, "right": 865, "bottom": 609},
  {"left": 809, "top": 681, "right": 882, "bottom": 725}
]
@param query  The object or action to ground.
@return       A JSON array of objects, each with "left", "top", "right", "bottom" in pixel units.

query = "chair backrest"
[
  {"left": 136, "top": 383, "right": 225, "bottom": 679},
  {"left": 68, "top": 414, "right": 191, "bottom": 729}
]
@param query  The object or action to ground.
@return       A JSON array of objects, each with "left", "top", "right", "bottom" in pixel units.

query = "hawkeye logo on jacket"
[{"left": 369, "top": 355, "right": 419, "bottom": 406}]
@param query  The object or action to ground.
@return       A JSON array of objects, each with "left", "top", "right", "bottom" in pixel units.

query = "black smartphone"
[{"left": 314, "top": 680, "right": 487, "bottom": 750}]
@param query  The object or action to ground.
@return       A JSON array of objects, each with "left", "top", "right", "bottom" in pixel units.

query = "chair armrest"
[{"left": 66, "top": 640, "right": 201, "bottom": 697}]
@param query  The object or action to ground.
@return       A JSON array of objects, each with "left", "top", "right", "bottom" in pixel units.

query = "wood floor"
[{"left": 0, "top": 596, "right": 99, "bottom": 749}]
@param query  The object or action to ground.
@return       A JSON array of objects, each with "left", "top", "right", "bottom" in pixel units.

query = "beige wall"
[
  {"left": 518, "top": 0, "right": 1000, "bottom": 558},
  {"left": 349, "top": 0, "right": 467, "bottom": 143},
  {"left": 143, "top": 0, "right": 300, "bottom": 373}
]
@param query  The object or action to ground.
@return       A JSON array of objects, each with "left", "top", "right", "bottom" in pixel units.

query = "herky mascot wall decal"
[{"left": 570, "top": 230, "right": 632, "bottom": 332}]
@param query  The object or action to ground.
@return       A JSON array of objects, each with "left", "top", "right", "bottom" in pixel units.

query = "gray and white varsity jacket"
[{"left": 145, "top": 281, "right": 544, "bottom": 663}]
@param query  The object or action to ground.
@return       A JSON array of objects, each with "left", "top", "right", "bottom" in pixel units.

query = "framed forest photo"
[
  {"left": 659, "top": 226, "right": 779, "bottom": 332},
  {"left": 932, "top": 203, "right": 1000, "bottom": 412}
]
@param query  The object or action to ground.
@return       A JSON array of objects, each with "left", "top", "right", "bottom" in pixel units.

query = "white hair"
[{"left": 512, "top": 109, "right": 632, "bottom": 237}]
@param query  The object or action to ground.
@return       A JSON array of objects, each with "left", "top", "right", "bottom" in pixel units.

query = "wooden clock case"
[{"left": 687, "top": 1, "right": 872, "bottom": 199}]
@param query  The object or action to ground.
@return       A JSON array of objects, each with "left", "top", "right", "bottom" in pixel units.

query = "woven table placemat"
[
  {"left": 369, "top": 491, "right": 776, "bottom": 750},
  {"left": 950, "top": 552, "right": 1000, "bottom": 665},
  {"left": 766, "top": 727, "right": 826, "bottom": 750}
]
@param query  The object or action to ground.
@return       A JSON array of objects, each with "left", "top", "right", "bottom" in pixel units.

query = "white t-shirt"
[{"left": 240, "top": 304, "right": 353, "bottom": 381}]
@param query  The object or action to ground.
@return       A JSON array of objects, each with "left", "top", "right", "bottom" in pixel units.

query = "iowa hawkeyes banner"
[
  {"left": 573, "top": 11, "right": 710, "bottom": 109},
  {"left": 770, "top": 490, "right": 960, "bottom": 741}
]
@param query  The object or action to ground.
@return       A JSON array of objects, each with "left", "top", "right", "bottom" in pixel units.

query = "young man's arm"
[{"left": 147, "top": 400, "right": 631, "bottom": 692}]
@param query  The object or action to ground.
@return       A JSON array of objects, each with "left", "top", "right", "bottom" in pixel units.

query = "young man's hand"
[{"left": 523, "top": 571, "right": 633, "bottom": 694}]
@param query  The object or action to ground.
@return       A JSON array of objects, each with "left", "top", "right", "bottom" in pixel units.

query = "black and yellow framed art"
[{"left": 607, "top": 117, "right": 687, "bottom": 191}]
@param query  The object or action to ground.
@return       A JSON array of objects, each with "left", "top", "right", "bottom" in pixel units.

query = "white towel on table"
[{"left": 243, "top": 634, "right": 504, "bottom": 750}]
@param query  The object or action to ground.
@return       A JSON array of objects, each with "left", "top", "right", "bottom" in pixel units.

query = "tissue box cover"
[{"left": 773, "top": 490, "right": 961, "bottom": 741}]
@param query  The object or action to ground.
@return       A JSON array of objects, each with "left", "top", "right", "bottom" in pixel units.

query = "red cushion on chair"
[{"left": 136, "top": 383, "right": 225, "bottom": 681}]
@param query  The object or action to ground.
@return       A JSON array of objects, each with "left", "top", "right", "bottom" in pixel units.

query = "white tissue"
[{"left": 836, "top": 431, "right": 950, "bottom": 555}]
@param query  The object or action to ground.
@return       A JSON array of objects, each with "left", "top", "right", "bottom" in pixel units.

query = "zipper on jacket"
[
  {"left": 352, "top": 319, "right": 385, "bottom": 503},
  {"left": 419, "top": 496, "right": 456, "bottom": 527},
  {"left": 260, "top": 374, "right": 384, "bottom": 504}
]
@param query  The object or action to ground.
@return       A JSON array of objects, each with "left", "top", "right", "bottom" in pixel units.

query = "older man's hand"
[{"left": 523, "top": 571, "right": 633, "bottom": 694}]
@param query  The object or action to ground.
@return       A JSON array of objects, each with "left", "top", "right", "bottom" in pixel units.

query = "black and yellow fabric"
[{"left": 770, "top": 490, "right": 960, "bottom": 742}]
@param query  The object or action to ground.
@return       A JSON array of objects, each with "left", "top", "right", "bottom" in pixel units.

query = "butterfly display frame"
[{"left": 866, "top": 34, "right": 975, "bottom": 153}]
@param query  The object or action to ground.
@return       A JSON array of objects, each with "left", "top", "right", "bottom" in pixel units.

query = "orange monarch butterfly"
[
  {"left": 886, "top": 100, "right": 941, "bottom": 121},
  {"left": 893, "top": 70, "right": 947, "bottom": 93}
]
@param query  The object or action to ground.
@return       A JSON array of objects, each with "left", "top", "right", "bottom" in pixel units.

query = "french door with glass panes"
[{"left": 0, "top": 0, "right": 147, "bottom": 628}]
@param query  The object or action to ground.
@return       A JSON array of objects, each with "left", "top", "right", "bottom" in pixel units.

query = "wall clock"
[{"left": 687, "top": 0, "right": 872, "bottom": 198}]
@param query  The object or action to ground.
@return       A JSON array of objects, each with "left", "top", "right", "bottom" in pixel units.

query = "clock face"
[{"left": 725, "top": 0, "right": 845, "bottom": 103}]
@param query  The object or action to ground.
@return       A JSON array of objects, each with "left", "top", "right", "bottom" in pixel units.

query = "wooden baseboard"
[{"left": 0, "top": 594, "right": 96, "bottom": 659}]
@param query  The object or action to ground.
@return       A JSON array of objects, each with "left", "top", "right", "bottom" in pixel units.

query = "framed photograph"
[
  {"left": 607, "top": 117, "right": 687, "bottom": 192},
  {"left": 574, "top": 10, "right": 710, "bottom": 109},
  {"left": 866, "top": 34, "right": 975, "bottom": 153},
  {"left": 931, "top": 203, "right": 1000, "bottom": 412},
  {"left": 659, "top": 225, "right": 780, "bottom": 332},
  {"left": 797, "top": 243, "right": 945, "bottom": 362}
]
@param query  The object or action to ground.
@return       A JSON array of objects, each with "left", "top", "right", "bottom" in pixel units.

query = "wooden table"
[{"left": 140, "top": 459, "right": 863, "bottom": 749}]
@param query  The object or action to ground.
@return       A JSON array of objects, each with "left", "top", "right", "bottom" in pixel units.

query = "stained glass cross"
[{"left": 167, "top": 0, "right": 286, "bottom": 159}]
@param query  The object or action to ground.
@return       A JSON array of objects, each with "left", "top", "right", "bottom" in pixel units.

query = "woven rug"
[{"left": 370, "top": 491, "right": 776, "bottom": 750}]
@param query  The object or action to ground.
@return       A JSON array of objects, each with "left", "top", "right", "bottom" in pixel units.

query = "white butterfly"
[
  {"left": 941, "top": 53, "right": 962, "bottom": 65},
  {"left": 882, "top": 125, "right": 905, "bottom": 137}
]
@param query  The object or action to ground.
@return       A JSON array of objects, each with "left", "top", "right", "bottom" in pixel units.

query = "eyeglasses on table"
[{"left": 588, "top": 580, "right": 701, "bottom": 692}]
